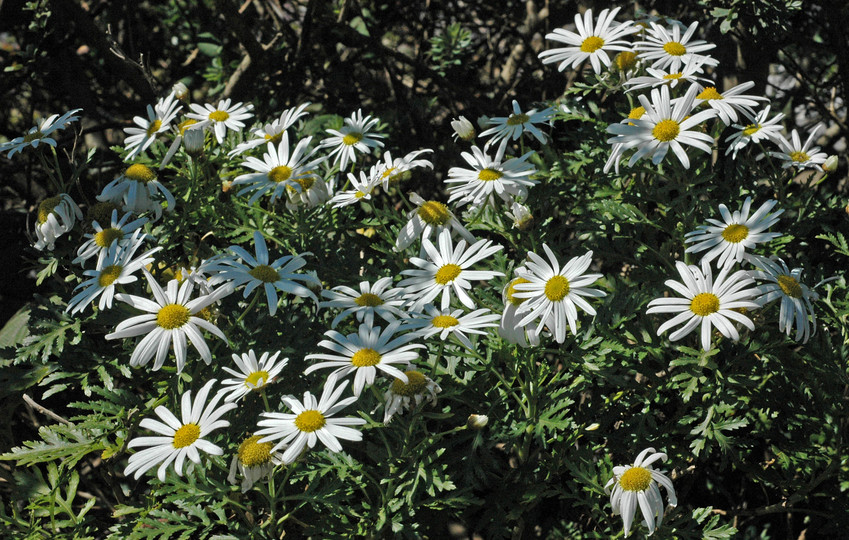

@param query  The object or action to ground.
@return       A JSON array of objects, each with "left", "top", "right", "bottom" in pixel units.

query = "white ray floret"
[
  {"left": 766, "top": 124, "right": 828, "bottom": 171},
  {"left": 187, "top": 98, "right": 254, "bottom": 144},
  {"left": 33, "top": 193, "right": 83, "bottom": 251},
  {"left": 319, "top": 277, "right": 409, "bottom": 329},
  {"left": 73, "top": 209, "right": 149, "bottom": 267},
  {"left": 725, "top": 105, "right": 785, "bottom": 158},
  {"left": 395, "top": 193, "right": 475, "bottom": 252},
  {"left": 229, "top": 102, "right": 312, "bottom": 156},
  {"left": 219, "top": 350, "right": 288, "bottom": 403},
  {"left": 123, "top": 92, "right": 182, "bottom": 159},
  {"left": 320, "top": 109, "right": 385, "bottom": 170},
  {"left": 634, "top": 20, "right": 718, "bottom": 72},
  {"left": 1, "top": 108, "right": 81, "bottom": 158},
  {"left": 478, "top": 100, "right": 555, "bottom": 151},
  {"left": 231, "top": 136, "right": 326, "bottom": 205},
  {"left": 605, "top": 447, "right": 677, "bottom": 537},
  {"left": 382, "top": 367, "right": 441, "bottom": 424},
  {"left": 401, "top": 305, "right": 500, "bottom": 349},
  {"left": 445, "top": 144, "right": 537, "bottom": 208}
]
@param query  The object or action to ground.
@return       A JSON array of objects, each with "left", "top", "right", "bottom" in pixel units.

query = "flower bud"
[
  {"left": 823, "top": 155, "right": 838, "bottom": 172},
  {"left": 507, "top": 202, "right": 534, "bottom": 231},
  {"left": 467, "top": 414, "right": 489, "bottom": 430},
  {"left": 451, "top": 116, "right": 475, "bottom": 142},
  {"left": 172, "top": 81, "right": 190, "bottom": 101},
  {"left": 183, "top": 127, "right": 205, "bottom": 157}
]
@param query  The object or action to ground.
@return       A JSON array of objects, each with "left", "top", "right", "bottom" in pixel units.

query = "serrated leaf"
[{"left": 0, "top": 423, "right": 106, "bottom": 468}]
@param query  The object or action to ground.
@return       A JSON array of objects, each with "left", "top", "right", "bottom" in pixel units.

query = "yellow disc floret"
[
  {"left": 264, "top": 131, "right": 284, "bottom": 145},
  {"left": 172, "top": 423, "right": 200, "bottom": 448},
  {"left": 628, "top": 106, "right": 646, "bottom": 120},
  {"left": 478, "top": 168, "right": 503, "bottom": 182},
  {"left": 351, "top": 348, "right": 381, "bottom": 367},
  {"left": 245, "top": 370, "right": 271, "bottom": 388},
  {"left": 652, "top": 119, "right": 680, "bottom": 142},
  {"left": 268, "top": 165, "right": 293, "bottom": 184},
  {"left": 391, "top": 370, "right": 428, "bottom": 396},
  {"left": 614, "top": 51, "right": 638, "bottom": 71},
  {"left": 690, "top": 293, "right": 720, "bottom": 316},
  {"left": 742, "top": 124, "right": 761, "bottom": 137},
  {"left": 431, "top": 315, "right": 459, "bottom": 328},
  {"left": 294, "top": 410, "right": 326, "bottom": 432},
  {"left": 663, "top": 41, "right": 687, "bottom": 56},
  {"left": 209, "top": 110, "right": 230, "bottom": 122},
  {"left": 237, "top": 435, "right": 273, "bottom": 467},
  {"left": 98, "top": 265, "right": 123, "bottom": 287},
  {"left": 157, "top": 303, "right": 191, "bottom": 329},
  {"left": 287, "top": 176, "right": 316, "bottom": 194},
  {"left": 619, "top": 466, "right": 653, "bottom": 492},
  {"left": 434, "top": 263, "right": 462, "bottom": 285},
  {"left": 544, "top": 275, "right": 570, "bottom": 302},
  {"left": 248, "top": 265, "right": 280, "bottom": 283},
  {"left": 506, "top": 113, "right": 530, "bottom": 126},
  {"left": 721, "top": 223, "right": 749, "bottom": 243},
  {"left": 417, "top": 201, "right": 451, "bottom": 226},
  {"left": 23, "top": 130, "right": 45, "bottom": 143},
  {"left": 342, "top": 132, "right": 363, "bottom": 146},
  {"left": 777, "top": 275, "right": 803, "bottom": 298},
  {"left": 696, "top": 87, "right": 723, "bottom": 101},
  {"left": 663, "top": 72, "right": 683, "bottom": 80},
  {"left": 124, "top": 164, "right": 157, "bottom": 184},
  {"left": 354, "top": 293, "right": 384, "bottom": 307},
  {"left": 506, "top": 277, "right": 531, "bottom": 306},
  {"left": 145, "top": 119, "right": 163, "bottom": 136},
  {"left": 177, "top": 119, "right": 198, "bottom": 135},
  {"left": 790, "top": 151, "right": 810, "bottom": 163},
  {"left": 37, "top": 196, "right": 62, "bottom": 224},
  {"left": 95, "top": 227, "right": 125, "bottom": 248},
  {"left": 580, "top": 36, "right": 605, "bottom": 53}
]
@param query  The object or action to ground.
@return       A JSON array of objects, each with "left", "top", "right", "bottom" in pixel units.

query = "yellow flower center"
[
  {"left": 342, "top": 132, "right": 363, "bottom": 146},
  {"left": 145, "top": 119, "right": 163, "bottom": 136},
  {"left": 478, "top": 168, "right": 503, "bottom": 181},
  {"left": 544, "top": 275, "right": 570, "bottom": 301},
  {"left": 86, "top": 202, "right": 119, "bottom": 228},
  {"left": 777, "top": 275, "right": 803, "bottom": 299},
  {"left": 417, "top": 201, "right": 451, "bottom": 226},
  {"left": 37, "top": 196, "right": 62, "bottom": 224},
  {"left": 790, "top": 151, "right": 810, "bottom": 163},
  {"left": 652, "top": 119, "right": 680, "bottom": 142},
  {"left": 628, "top": 106, "right": 646, "bottom": 120},
  {"left": 23, "top": 130, "right": 45, "bottom": 143},
  {"left": 124, "top": 163, "right": 157, "bottom": 184},
  {"left": 431, "top": 314, "right": 459, "bottom": 328},
  {"left": 663, "top": 41, "right": 687, "bottom": 56},
  {"left": 354, "top": 293, "right": 384, "bottom": 307},
  {"left": 248, "top": 264, "right": 280, "bottom": 283},
  {"left": 286, "top": 176, "right": 316, "bottom": 193},
  {"left": 663, "top": 72, "right": 683, "bottom": 80},
  {"left": 172, "top": 423, "right": 200, "bottom": 448},
  {"left": 94, "top": 227, "right": 124, "bottom": 248},
  {"left": 721, "top": 223, "right": 749, "bottom": 243},
  {"left": 266, "top": 165, "right": 291, "bottom": 184},
  {"left": 742, "top": 124, "right": 761, "bottom": 137},
  {"left": 237, "top": 435, "right": 273, "bottom": 467},
  {"left": 209, "top": 110, "right": 230, "bottom": 122},
  {"left": 354, "top": 190, "right": 367, "bottom": 199},
  {"left": 351, "top": 348, "right": 381, "bottom": 367},
  {"left": 690, "top": 292, "right": 720, "bottom": 316},
  {"left": 264, "top": 131, "right": 284, "bottom": 145},
  {"left": 614, "top": 51, "right": 638, "bottom": 70},
  {"left": 506, "top": 277, "right": 531, "bottom": 306},
  {"left": 381, "top": 167, "right": 397, "bottom": 179},
  {"left": 177, "top": 119, "right": 198, "bottom": 135},
  {"left": 391, "top": 370, "right": 428, "bottom": 396},
  {"left": 245, "top": 370, "right": 271, "bottom": 388},
  {"left": 157, "top": 303, "right": 191, "bottom": 329},
  {"left": 697, "top": 87, "right": 723, "bottom": 101},
  {"left": 434, "top": 263, "right": 462, "bottom": 285},
  {"left": 580, "top": 35, "right": 605, "bottom": 53},
  {"left": 506, "top": 113, "right": 530, "bottom": 126},
  {"left": 294, "top": 410, "right": 326, "bottom": 432},
  {"left": 619, "top": 466, "right": 653, "bottom": 492},
  {"left": 98, "top": 264, "right": 123, "bottom": 287}
]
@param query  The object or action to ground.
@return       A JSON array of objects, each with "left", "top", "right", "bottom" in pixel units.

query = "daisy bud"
[
  {"left": 467, "top": 414, "right": 489, "bottom": 430},
  {"left": 183, "top": 127, "right": 205, "bottom": 157},
  {"left": 172, "top": 81, "right": 190, "bottom": 101},
  {"left": 451, "top": 116, "right": 475, "bottom": 142},
  {"left": 823, "top": 155, "right": 838, "bottom": 172},
  {"left": 507, "top": 201, "right": 534, "bottom": 231}
]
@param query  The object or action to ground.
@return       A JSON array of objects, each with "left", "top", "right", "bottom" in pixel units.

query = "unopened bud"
[
  {"left": 467, "top": 414, "right": 489, "bottom": 430},
  {"left": 451, "top": 116, "right": 476, "bottom": 142},
  {"left": 507, "top": 202, "right": 534, "bottom": 231},
  {"left": 172, "top": 81, "right": 190, "bottom": 101},
  {"left": 183, "top": 127, "right": 205, "bottom": 157},
  {"left": 823, "top": 155, "right": 838, "bottom": 172}
]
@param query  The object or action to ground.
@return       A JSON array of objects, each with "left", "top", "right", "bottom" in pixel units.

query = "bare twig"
[{"left": 22, "top": 394, "right": 71, "bottom": 425}]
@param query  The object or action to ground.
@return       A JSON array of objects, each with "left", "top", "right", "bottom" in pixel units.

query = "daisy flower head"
[
  {"left": 304, "top": 321, "right": 425, "bottom": 397},
  {"left": 124, "top": 379, "right": 236, "bottom": 482},
  {"left": 105, "top": 269, "right": 233, "bottom": 372},
  {"left": 622, "top": 56, "right": 713, "bottom": 93},
  {"left": 605, "top": 83, "right": 718, "bottom": 171},
  {"left": 767, "top": 124, "right": 828, "bottom": 171},
  {"left": 96, "top": 163, "right": 176, "bottom": 219},
  {"left": 746, "top": 254, "right": 819, "bottom": 343},
  {"left": 499, "top": 276, "right": 543, "bottom": 348},
  {"left": 231, "top": 135, "right": 325, "bottom": 205},
  {"left": 33, "top": 193, "right": 83, "bottom": 251},
  {"left": 319, "top": 277, "right": 408, "bottom": 329},
  {"left": 187, "top": 98, "right": 254, "bottom": 144},
  {"left": 227, "top": 434, "right": 285, "bottom": 493},
  {"left": 445, "top": 144, "right": 537, "bottom": 209},
  {"left": 605, "top": 447, "right": 677, "bottom": 537},
  {"left": 66, "top": 231, "right": 161, "bottom": 315},
  {"left": 635, "top": 20, "right": 718, "bottom": 72},
  {"left": 255, "top": 373, "right": 367, "bottom": 463},
  {"left": 208, "top": 231, "right": 319, "bottom": 316},
  {"left": 512, "top": 245, "right": 607, "bottom": 344},
  {"left": 401, "top": 305, "right": 500, "bottom": 350},
  {"left": 537, "top": 7, "right": 638, "bottom": 74},
  {"left": 398, "top": 228, "right": 504, "bottom": 312},
  {"left": 505, "top": 201, "right": 534, "bottom": 231},
  {"left": 451, "top": 116, "right": 476, "bottom": 142},
  {"left": 478, "top": 100, "right": 555, "bottom": 151},
  {"left": 284, "top": 170, "right": 334, "bottom": 212},
  {"left": 320, "top": 109, "right": 385, "bottom": 170},
  {"left": 219, "top": 350, "right": 288, "bottom": 402},
  {"left": 725, "top": 105, "right": 785, "bottom": 158},
  {"left": 229, "top": 102, "right": 312, "bottom": 156},
  {"left": 123, "top": 92, "right": 182, "bottom": 159},
  {"left": 383, "top": 367, "right": 441, "bottom": 423},
  {"left": 646, "top": 260, "right": 760, "bottom": 351},
  {"left": 328, "top": 168, "right": 382, "bottom": 208},
  {"left": 395, "top": 193, "right": 475, "bottom": 252},
  {"left": 375, "top": 149, "right": 433, "bottom": 190},
  {"left": 694, "top": 81, "right": 767, "bottom": 126},
  {"left": 73, "top": 209, "right": 149, "bottom": 267},
  {"left": 684, "top": 197, "right": 783, "bottom": 268},
  {"left": 1, "top": 108, "right": 81, "bottom": 158}
]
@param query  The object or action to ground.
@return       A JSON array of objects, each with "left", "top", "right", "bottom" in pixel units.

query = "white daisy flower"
[
  {"left": 537, "top": 7, "right": 638, "bottom": 74},
  {"left": 33, "top": 193, "right": 83, "bottom": 251},
  {"left": 382, "top": 368, "right": 441, "bottom": 424},
  {"left": 684, "top": 197, "right": 783, "bottom": 268},
  {"left": 605, "top": 447, "right": 677, "bottom": 537},
  {"left": 124, "top": 379, "right": 236, "bottom": 482},
  {"left": 227, "top": 434, "right": 285, "bottom": 493},
  {"left": 445, "top": 144, "right": 537, "bottom": 209},
  {"left": 66, "top": 231, "right": 161, "bottom": 315},
  {"left": 478, "top": 100, "right": 555, "bottom": 150},
  {"left": 397, "top": 228, "right": 504, "bottom": 312},
  {"left": 228, "top": 102, "right": 312, "bottom": 156},
  {"left": 106, "top": 270, "right": 233, "bottom": 372},
  {"left": 219, "top": 350, "right": 288, "bottom": 402},
  {"left": 123, "top": 92, "right": 182, "bottom": 159},
  {"left": 724, "top": 105, "right": 785, "bottom": 158},
  {"left": 1, "top": 108, "right": 81, "bottom": 158},
  {"left": 605, "top": 83, "right": 717, "bottom": 171},
  {"left": 256, "top": 373, "right": 367, "bottom": 463},
  {"left": 766, "top": 124, "right": 828, "bottom": 171},
  {"left": 284, "top": 172, "right": 333, "bottom": 212},
  {"left": 96, "top": 163, "right": 176, "bottom": 219},
  {"left": 375, "top": 149, "right": 434, "bottom": 190},
  {"left": 499, "top": 277, "right": 543, "bottom": 348},
  {"left": 694, "top": 81, "right": 767, "bottom": 126},
  {"left": 622, "top": 56, "right": 713, "bottom": 92},
  {"left": 746, "top": 254, "right": 819, "bottom": 344},
  {"left": 401, "top": 305, "right": 500, "bottom": 349},
  {"left": 451, "top": 116, "right": 476, "bottom": 142},
  {"left": 319, "top": 277, "right": 408, "bottom": 329},
  {"left": 73, "top": 209, "right": 149, "bottom": 267},
  {"left": 395, "top": 193, "right": 475, "bottom": 251},
  {"left": 186, "top": 99, "right": 254, "bottom": 144},
  {"left": 320, "top": 109, "right": 385, "bottom": 170},
  {"left": 304, "top": 321, "right": 425, "bottom": 397},
  {"left": 646, "top": 260, "right": 760, "bottom": 351},
  {"left": 634, "top": 21, "right": 718, "bottom": 72},
  {"left": 512, "top": 245, "right": 607, "bottom": 344},
  {"left": 328, "top": 168, "right": 382, "bottom": 208},
  {"left": 231, "top": 136, "right": 325, "bottom": 205},
  {"left": 209, "top": 231, "right": 319, "bottom": 316}
]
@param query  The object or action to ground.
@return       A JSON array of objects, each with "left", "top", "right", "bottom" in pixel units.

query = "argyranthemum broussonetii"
[{"left": 605, "top": 447, "right": 677, "bottom": 537}]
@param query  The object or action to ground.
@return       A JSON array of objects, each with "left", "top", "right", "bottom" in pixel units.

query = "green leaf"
[
  {"left": 0, "top": 306, "right": 30, "bottom": 347},
  {"left": 0, "top": 423, "right": 106, "bottom": 468}
]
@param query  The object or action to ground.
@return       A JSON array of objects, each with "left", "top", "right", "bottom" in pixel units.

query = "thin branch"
[{"left": 22, "top": 394, "right": 71, "bottom": 425}]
